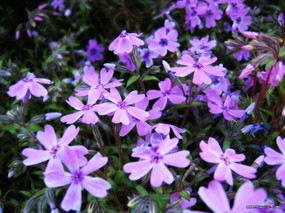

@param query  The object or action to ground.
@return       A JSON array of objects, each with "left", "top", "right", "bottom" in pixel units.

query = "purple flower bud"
[
  {"left": 45, "top": 112, "right": 62, "bottom": 121},
  {"left": 242, "top": 31, "right": 259, "bottom": 39},
  {"left": 15, "top": 30, "right": 20, "bottom": 40}
]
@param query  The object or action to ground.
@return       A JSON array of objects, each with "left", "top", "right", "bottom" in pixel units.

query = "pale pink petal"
[
  {"left": 61, "top": 183, "right": 82, "bottom": 212},
  {"left": 123, "top": 160, "right": 153, "bottom": 180},
  {"left": 214, "top": 163, "right": 233, "bottom": 185},
  {"left": 168, "top": 94, "right": 185, "bottom": 104},
  {"left": 100, "top": 68, "right": 113, "bottom": 85},
  {"left": 198, "top": 57, "right": 217, "bottom": 66},
  {"left": 29, "top": 82, "right": 48, "bottom": 97},
  {"left": 225, "top": 149, "right": 245, "bottom": 162},
  {"left": 264, "top": 147, "right": 285, "bottom": 165},
  {"left": 171, "top": 66, "right": 194, "bottom": 77},
  {"left": 276, "top": 163, "right": 285, "bottom": 183},
  {"left": 44, "top": 170, "right": 72, "bottom": 187},
  {"left": 109, "top": 37, "right": 120, "bottom": 51},
  {"left": 112, "top": 109, "right": 129, "bottom": 125},
  {"left": 154, "top": 124, "right": 170, "bottom": 135},
  {"left": 127, "top": 106, "right": 149, "bottom": 121},
  {"left": 232, "top": 181, "right": 267, "bottom": 213},
  {"left": 230, "top": 163, "right": 256, "bottom": 179},
  {"left": 87, "top": 89, "right": 100, "bottom": 105},
  {"left": 59, "top": 125, "right": 80, "bottom": 146},
  {"left": 147, "top": 90, "right": 162, "bottom": 100},
  {"left": 106, "top": 88, "right": 121, "bottom": 103},
  {"left": 22, "top": 148, "right": 50, "bottom": 165},
  {"left": 46, "top": 157, "right": 63, "bottom": 172},
  {"left": 7, "top": 81, "right": 28, "bottom": 99},
  {"left": 124, "top": 91, "right": 145, "bottom": 105},
  {"left": 127, "top": 34, "right": 144, "bottom": 46},
  {"left": 82, "top": 176, "right": 111, "bottom": 198},
  {"left": 277, "top": 136, "right": 285, "bottom": 155},
  {"left": 94, "top": 103, "right": 117, "bottom": 115},
  {"left": 60, "top": 147, "right": 79, "bottom": 173},
  {"left": 198, "top": 180, "right": 231, "bottom": 212},
  {"left": 81, "top": 153, "right": 108, "bottom": 175},
  {"left": 136, "top": 121, "right": 152, "bottom": 136},
  {"left": 159, "top": 78, "right": 171, "bottom": 91},
  {"left": 203, "top": 66, "right": 225, "bottom": 77},
  {"left": 153, "top": 97, "right": 168, "bottom": 110},
  {"left": 69, "top": 145, "right": 88, "bottom": 166},
  {"left": 208, "top": 102, "right": 223, "bottom": 114},
  {"left": 119, "top": 121, "right": 136, "bottom": 136},
  {"left": 162, "top": 151, "right": 190, "bottom": 168},
  {"left": 193, "top": 70, "right": 211, "bottom": 85},
  {"left": 83, "top": 66, "right": 99, "bottom": 87},
  {"left": 60, "top": 111, "right": 84, "bottom": 124},
  {"left": 66, "top": 96, "right": 84, "bottom": 110},
  {"left": 177, "top": 55, "right": 196, "bottom": 66},
  {"left": 223, "top": 111, "right": 234, "bottom": 121},
  {"left": 37, "top": 125, "right": 57, "bottom": 149},
  {"left": 229, "top": 109, "right": 245, "bottom": 118},
  {"left": 34, "top": 78, "right": 52, "bottom": 84},
  {"left": 157, "top": 138, "right": 179, "bottom": 155},
  {"left": 151, "top": 162, "right": 174, "bottom": 187},
  {"left": 115, "top": 37, "right": 132, "bottom": 54},
  {"left": 81, "top": 110, "right": 99, "bottom": 124}
]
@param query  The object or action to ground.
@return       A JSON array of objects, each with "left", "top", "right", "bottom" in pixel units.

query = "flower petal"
[
  {"left": 81, "top": 153, "right": 108, "bottom": 175},
  {"left": 82, "top": 176, "right": 111, "bottom": 198},
  {"left": 37, "top": 125, "right": 57, "bottom": 149},
  {"left": 22, "top": 148, "right": 50, "bottom": 166},
  {"left": 59, "top": 125, "right": 80, "bottom": 146},
  {"left": 162, "top": 151, "right": 190, "bottom": 168},
  {"left": 61, "top": 183, "right": 82, "bottom": 212},
  {"left": 123, "top": 160, "right": 153, "bottom": 180},
  {"left": 151, "top": 162, "right": 174, "bottom": 187}
]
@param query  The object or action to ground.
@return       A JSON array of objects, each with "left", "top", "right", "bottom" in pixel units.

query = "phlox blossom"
[
  {"left": 44, "top": 147, "right": 111, "bottom": 212},
  {"left": 264, "top": 136, "right": 285, "bottom": 187},
  {"left": 124, "top": 137, "right": 190, "bottom": 187},
  {"left": 199, "top": 137, "right": 256, "bottom": 185},
  {"left": 109, "top": 30, "right": 144, "bottom": 55},
  {"left": 86, "top": 39, "right": 104, "bottom": 62},
  {"left": 171, "top": 55, "right": 225, "bottom": 85},
  {"left": 7, "top": 72, "right": 52, "bottom": 103},
  {"left": 196, "top": 180, "right": 267, "bottom": 213},
  {"left": 95, "top": 88, "right": 149, "bottom": 125},
  {"left": 22, "top": 125, "right": 87, "bottom": 172},
  {"left": 147, "top": 78, "right": 185, "bottom": 110}
]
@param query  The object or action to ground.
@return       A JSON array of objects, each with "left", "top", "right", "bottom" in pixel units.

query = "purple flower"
[
  {"left": 7, "top": 72, "right": 52, "bottom": 103},
  {"left": 184, "top": 4, "right": 206, "bottom": 30},
  {"left": 226, "top": 0, "right": 244, "bottom": 20},
  {"left": 171, "top": 55, "right": 225, "bottom": 85},
  {"left": 233, "top": 49, "right": 250, "bottom": 61},
  {"left": 75, "top": 65, "right": 122, "bottom": 98},
  {"left": 123, "top": 137, "right": 190, "bottom": 187},
  {"left": 44, "top": 148, "right": 111, "bottom": 211},
  {"left": 118, "top": 53, "right": 136, "bottom": 71},
  {"left": 151, "top": 123, "right": 186, "bottom": 139},
  {"left": 109, "top": 30, "right": 144, "bottom": 55},
  {"left": 239, "top": 64, "right": 254, "bottom": 79},
  {"left": 264, "top": 136, "right": 285, "bottom": 187},
  {"left": 258, "top": 61, "right": 285, "bottom": 87},
  {"left": 95, "top": 88, "right": 149, "bottom": 125},
  {"left": 203, "top": 2, "right": 223, "bottom": 28},
  {"left": 22, "top": 125, "right": 87, "bottom": 172},
  {"left": 86, "top": 39, "right": 104, "bottom": 62},
  {"left": 147, "top": 28, "right": 180, "bottom": 56},
  {"left": 206, "top": 91, "right": 245, "bottom": 121},
  {"left": 119, "top": 98, "right": 161, "bottom": 137},
  {"left": 199, "top": 137, "right": 256, "bottom": 185},
  {"left": 138, "top": 48, "right": 157, "bottom": 68},
  {"left": 147, "top": 78, "right": 185, "bottom": 110},
  {"left": 197, "top": 180, "right": 267, "bottom": 212},
  {"left": 61, "top": 91, "right": 100, "bottom": 124},
  {"left": 231, "top": 7, "right": 252, "bottom": 33},
  {"left": 187, "top": 35, "right": 216, "bottom": 57},
  {"left": 51, "top": 0, "right": 65, "bottom": 11}
]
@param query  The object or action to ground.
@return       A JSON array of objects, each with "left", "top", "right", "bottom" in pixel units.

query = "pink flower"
[
  {"left": 197, "top": 180, "right": 267, "bottom": 212},
  {"left": 258, "top": 61, "right": 285, "bottom": 87},
  {"left": 206, "top": 91, "right": 245, "bottom": 121},
  {"left": 123, "top": 138, "right": 190, "bottom": 187},
  {"left": 61, "top": 91, "right": 100, "bottom": 124},
  {"left": 95, "top": 88, "right": 149, "bottom": 125},
  {"left": 22, "top": 125, "right": 87, "bottom": 172},
  {"left": 44, "top": 148, "right": 111, "bottom": 212},
  {"left": 264, "top": 136, "right": 285, "bottom": 187},
  {"left": 151, "top": 123, "right": 186, "bottom": 139},
  {"left": 199, "top": 137, "right": 256, "bottom": 185},
  {"left": 119, "top": 98, "right": 161, "bottom": 137},
  {"left": 239, "top": 64, "right": 254, "bottom": 79},
  {"left": 7, "top": 72, "right": 52, "bottom": 103},
  {"left": 109, "top": 30, "right": 144, "bottom": 55},
  {"left": 147, "top": 78, "right": 185, "bottom": 110},
  {"left": 171, "top": 55, "right": 225, "bottom": 85},
  {"left": 147, "top": 28, "right": 180, "bottom": 56},
  {"left": 75, "top": 65, "right": 122, "bottom": 98}
]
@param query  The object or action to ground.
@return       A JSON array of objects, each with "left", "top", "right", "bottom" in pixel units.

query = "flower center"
[
  {"left": 117, "top": 101, "right": 128, "bottom": 109},
  {"left": 72, "top": 171, "right": 84, "bottom": 184},
  {"left": 151, "top": 153, "right": 163, "bottom": 163},
  {"left": 220, "top": 154, "right": 231, "bottom": 165},
  {"left": 206, "top": 10, "right": 213, "bottom": 17},
  {"left": 82, "top": 104, "right": 92, "bottom": 111},
  {"left": 159, "top": 38, "right": 168, "bottom": 47},
  {"left": 193, "top": 63, "right": 203, "bottom": 69},
  {"left": 50, "top": 145, "right": 60, "bottom": 157},
  {"left": 162, "top": 90, "right": 171, "bottom": 96}
]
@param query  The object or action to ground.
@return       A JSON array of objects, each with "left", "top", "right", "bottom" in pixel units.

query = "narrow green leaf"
[
  {"left": 143, "top": 75, "right": 159, "bottom": 81},
  {"left": 126, "top": 75, "right": 139, "bottom": 87}
]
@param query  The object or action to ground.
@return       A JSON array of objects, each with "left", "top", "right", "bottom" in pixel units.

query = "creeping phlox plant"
[{"left": 1, "top": 0, "right": 285, "bottom": 212}]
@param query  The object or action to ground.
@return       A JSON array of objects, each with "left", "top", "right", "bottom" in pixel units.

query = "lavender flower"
[
  {"left": 51, "top": 0, "right": 65, "bottom": 11},
  {"left": 86, "top": 39, "right": 104, "bottom": 62},
  {"left": 206, "top": 91, "right": 245, "bottom": 121},
  {"left": 22, "top": 125, "right": 87, "bottom": 172},
  {"left": 123, "top": 137, "right": 190, "bottom": 187},
  {"left": 151, "top": 123, "right": 186, "bottom": 139},
  {"left": 199, "top": 137, "right": 256, "bottom": 185},
  {"left": 138, "top": 48, "right": 157, "bottom": 68},
  {"left": 147, "top": 78, "right": 185, "bottom": 110},
  {"left": 147, "top": 28, "right": 180, "bottom": 56},
  {"left": 44, "top": 148, "right": 111, "bottom": 211},
  {"left": 171, "top": 55, "right": 225, "bottom": 85},
  {"left": 95, "top": 88, "right": 149, "bottom": 125},
  {"left": 258, "top": 61, "right": 285, "bottom": 87},
  {"left": 7, "top": 72, "right": 52, "bottom": 103},
  {"left": 186, "top": 35, "right": 216, "bottom": 57},
  {"left": 61, "top": 91, "right": 100, "bottom": 124},
  {"left": 109, "top": 30, "right": 144, "bottom": 55},
  {"left": 264, "top": 136, "right": 285, "bottom": 187},
  {"left": 203, "top": 2, "right": 223, "bottom": 28},
  {"left": 197, "top": 180, "right": 267, "bottom": 212}
]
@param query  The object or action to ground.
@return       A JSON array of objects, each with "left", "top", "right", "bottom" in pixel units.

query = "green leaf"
[
  {"left": 126, "top": 75, "right": 139, "bottom": 87},
  {"left": 223, "top": 140, "right": 231, "bottom": 150},
  {"left": 179, "top": 190, "right": 191, "bottom": 200},
  {"left": 135, "top": 185, "right": 149, "bottom": 196},
  {"left": 279, "top": 45, "right": 285, "bottom": 57},
  {"left": 143, "top": 75, "right": 159, "bottom": 81}
]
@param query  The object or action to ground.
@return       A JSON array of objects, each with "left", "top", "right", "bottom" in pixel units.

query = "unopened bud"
[{"left": 242, "top": 31, "right": 259, "bottom": 39}]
